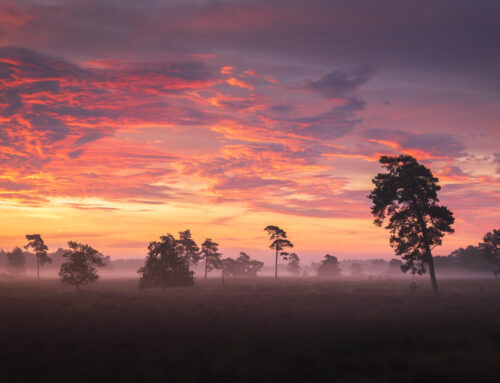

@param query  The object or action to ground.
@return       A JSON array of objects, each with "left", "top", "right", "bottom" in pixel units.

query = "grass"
[{"left": 1, "top": 277, "right": 500, "bottom": 382}]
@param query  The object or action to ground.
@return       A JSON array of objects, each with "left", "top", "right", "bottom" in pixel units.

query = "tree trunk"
[
  {"left": 76, "top": 283, "right": 79, "bottom": 291},
  {"left": 205, "top": 257, "right": 208, "bottom": 280},
  {"left": 36, "top": 254, "right": 40, "bottom": 279},
  {"left": 412, "top": 197, "right": 439, "bottom": 297},
  {"left": 275, "top": 249, "right": 278, "bottom": 280},
  {"left": 426, "top": 252, "right": 439, "bottom": 296}
]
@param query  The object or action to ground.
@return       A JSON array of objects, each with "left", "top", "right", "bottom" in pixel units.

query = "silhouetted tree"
[
  {"left": 238, "top": 252, "right": 264, "bottom": 277},
  {"left": 479, "top": 229, "right": 500, "bottom": 278},
  {"left": 287, "top": 253, "right": 301, "bottom": 276},
  {"left": 264, "top": 225, "right": 294, "bottom": 280},
  {"left": 25, "top": 234, "right": 51, "bottom": 279},
  {"left": 434, "top": 245, "right": 490, "bottom": 274},
  {"left": 59, "top": 241, "right": 106, "bottom": 291},
  {"left": 177, "top": 230, "right": 200, "bottom": 272},
  {"left": 221, "top": 257, "right": 238, "bottom": 281},
  {"left": 368, "top": 155, "right": 454, "bottom": 296},
  {"left": 138, "top": 234, "right": 194, "bottom": 289},
  {"left": 200, "top": 238, "right": 222, "bottom": 279},
  {"left": 317, "top": 254, "right": 341, "bottom": 278},
  {"left": 350, "top": 262, "right": 363, "bottom": 277},
  {"left": 7, "top": 247, "right": 26, "bottom": 275},
  {"left": 222, "top": 252, "right": 264, "bottom": 278},
  {"left": 387, "top": 259, "right": 403, "bottom": 275}
]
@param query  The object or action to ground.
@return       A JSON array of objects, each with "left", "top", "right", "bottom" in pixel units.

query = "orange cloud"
[
  {"left": 220, "top": 66, "right": 235, "bottom": 74},
  {"left": 226, "top": 77, "right": 254, "bottom": 89}
]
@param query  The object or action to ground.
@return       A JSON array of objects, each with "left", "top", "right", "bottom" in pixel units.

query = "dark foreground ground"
[{"left": 1, "top": 277, "right": 500, "bottom": 383}]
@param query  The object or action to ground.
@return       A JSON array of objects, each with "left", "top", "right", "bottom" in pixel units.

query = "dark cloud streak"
[{"left": 2, "top": 0, "right": 498, "bottom": 87}]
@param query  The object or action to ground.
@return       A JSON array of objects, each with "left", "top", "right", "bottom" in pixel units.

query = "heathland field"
[{"left": 1, "top": 278, "right": 500, "bottom": 382}]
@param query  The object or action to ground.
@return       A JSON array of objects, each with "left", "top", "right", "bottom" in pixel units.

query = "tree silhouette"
[
  {"left": 221, "top": 257, "right": 237, "bottom": 281},
  {"left": 25, "top": 234, "right": 51, "bottom": 279},
  {"left": 479, "top": 229, "right": 499, "bottom": 278},
  {"left": 350, "top": 262, "right": 363, "bottom": 277},
  {"left": 200, "top": 238, "right": 222, "bottom": 279},
  {"left": 287, "top": 253, "right": 301, "bottom": 276},
  {"left": 59, "top": 241, "right": 106, "bottom": 290},
  {"left": 177, "top": 230, "right": 200, "bottom": 272},
  {"left": 317, "top": 254, "right": 341, "bottom": 278},
  {"left": 239, "top": 252, "right": 264, "bottom": 277},
  {"left": 368, "top": 154, "right": 454, "bottom": 296},
  {"left": 264, "top": 225, "right": 294, "bottom": 280},
  {"left": 138, "top": 234, "right": 194, "bottom": 289},
  {"left": 439, "top": 245, "right": 490, "bottom": 274},
  {"left": 7, "top": 247, "right": 26, "bottom": 275},
  {"left": 222, "top": 252, "right": 264, "bottom": 278}
]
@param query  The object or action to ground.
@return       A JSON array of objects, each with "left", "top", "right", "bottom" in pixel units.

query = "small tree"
[
  {"left": 239, "top": 252, "right": 264, "bottom": 277},
  {"left": 264, "top": 225, "right": 294, "bottom": 280},
  {"left": 479, "top": 229, "right": 500, "bottom": 278},
  {"left": 25, "top": 234, "right": 51, "bottom": 279},
  {"left": 59, "top": 241, "right": 106, "bottom": 291},
  {"left": 200, "top": 238, "right": 222, "bottom": 279},
  {"left": 177, "top": 230, "right": 200, "bottom": 271},
  {"left": 368, "top": 155, "right": 454, "bottom": 296},
  {"left": 287, "top": 253, "right": 301, "bottom": 276},
  {"left": 317, "top": 254, "right": 341, "bottom": 278},
  {"left": 221, "top": 257, "right": 240, "bottom": 279},
  {"left": 222, "top": 252, "right": 264, "bottom": 278},
  {"left": 7, "top": 247, "right": 26, "bottom": 275},
  {"left": 138, "top": 234, "right": 194, "bottom": 289},
  {"left": 350, "top": 262, "right": 363, "bottom": 277}
]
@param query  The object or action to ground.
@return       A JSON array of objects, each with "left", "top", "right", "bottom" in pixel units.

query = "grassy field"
[{"left": 1, "top": 277, "right": 500, "bottom": 382}]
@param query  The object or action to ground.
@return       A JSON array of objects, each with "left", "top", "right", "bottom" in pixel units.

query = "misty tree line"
[{"left": 1, "top": 155, "right": 498, "bottom": 294}]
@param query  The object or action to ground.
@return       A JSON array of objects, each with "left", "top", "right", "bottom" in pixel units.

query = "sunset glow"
[{"left": 0, "top": 0, "right": 498, "bottom": 260}]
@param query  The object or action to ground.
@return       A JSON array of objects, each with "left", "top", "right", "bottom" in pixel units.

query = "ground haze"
[{"left": 1, "top": 278, "right": 500, "bottom": 382}]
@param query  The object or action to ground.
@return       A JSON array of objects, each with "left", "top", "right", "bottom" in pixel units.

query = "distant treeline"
[
  {"left": 0, "top": 155, "right": 498, "bottom": 291},
  {"left": 0, "top": 248, "right": 109, "bottom": 272},
  {"left": 0, "top": 242, "right": 496, "bottom": 279}
]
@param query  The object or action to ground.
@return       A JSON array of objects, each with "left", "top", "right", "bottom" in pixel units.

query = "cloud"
[
  {"left": 0, "top": 44, "right": 496, "bottom": 235},
  {"left": 291, "top": 97, "right": 365, "bottom": 140},
  {"left": 2, "top": 1, "right": 497, "bottom": 88},
  {"left": 305, "top": 65, "right": 374, "bottom": 99},
  {"left": 226, "top": 77, "right": 254, "bottom": 90},
  {"left": 0, "top": 47, "right": 218, "bottom": 203},
  {"left": 0, "top": 179, "right": 32, "bottom": 191},
  {"left": 361, "top": 129, "right": 466, "bottom": 159},
  {"left": 73, "top": 131, "right": 110, "bottom": 147},
  {"left": 214, "top": 175, "right": 295, "bottom": 191}
]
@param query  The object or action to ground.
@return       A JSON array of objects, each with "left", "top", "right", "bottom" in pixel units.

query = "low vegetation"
[{"left": 1, "top": 278, "right": 500, "bottom": 382}]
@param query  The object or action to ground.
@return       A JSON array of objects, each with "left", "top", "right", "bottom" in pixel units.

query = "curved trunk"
[
  {"left": 426, "top": 251, "right": 439, "bottom": 296},
  {"left": 275, "top": 249, "right": 278, "bottom": 280},
  {"left": 412, "top": 197, "right": 439, "bottom": 297}
]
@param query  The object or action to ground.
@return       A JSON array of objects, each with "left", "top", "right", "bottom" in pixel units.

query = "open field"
[{"left": 1, "top": 277, "right": 500, "bottom": 382}]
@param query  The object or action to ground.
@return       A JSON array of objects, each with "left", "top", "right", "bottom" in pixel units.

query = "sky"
[{"left": 0, "top": 0, "right": 498, "bottom": 261}]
